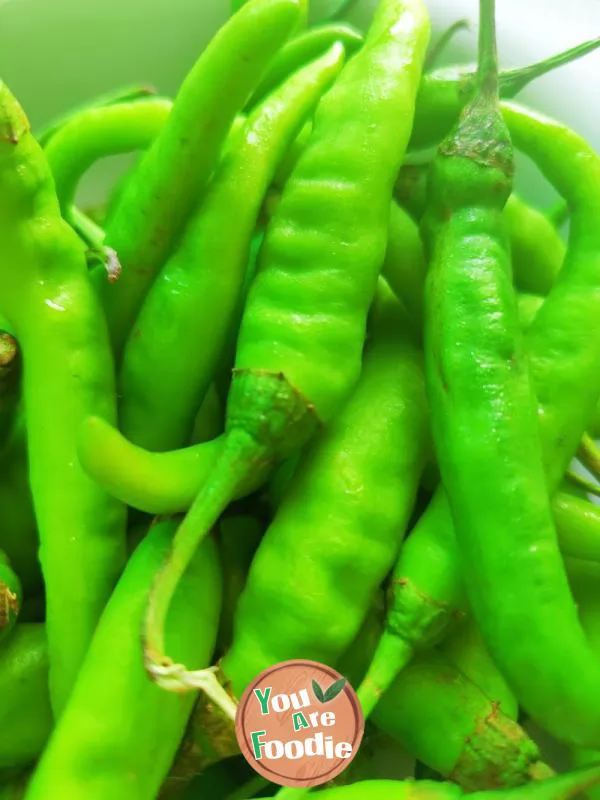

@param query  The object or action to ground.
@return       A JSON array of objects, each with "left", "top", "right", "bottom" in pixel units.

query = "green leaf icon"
[
  {"left": 323, "top": 678, "right": 346, "bottom": 702},
  {"left": 312, "top": 679, "right": 326, "bottom": 703}
]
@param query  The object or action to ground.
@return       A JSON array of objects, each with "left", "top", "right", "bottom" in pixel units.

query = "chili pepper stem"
[
  {"left": 357, "top": 632, "right": 414, "bottom": 718},
  {"left": 578, "top": 433, "right": 600, "bottom": 483},
  {"left": 499, "top": 36, "right": 600, "bottom": 98},
  {"left": 69, "top": 206, "right": 106, "bottom": 250},
  {"left": 144, "top": 436, "right": 259, "bottom": 681},
  {"left": 149, "top": 663, "right": 238, "bottom": 719}
]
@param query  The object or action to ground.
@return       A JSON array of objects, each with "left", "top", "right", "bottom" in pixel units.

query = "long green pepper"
[
  {"left": 221, "top": 282, "right": 429, "bottom": 699},
  {"left": 0, "top": 83, "right": 126, "bottom": 715},
  {"left": 461, "top": 100, "right": 600, "bottom": 747},
  {"left": 118, "top": 44, "right": 346, "bottom": 452},
  {"left": 376, "top": 7, "right": 600, "bottom": 751},
  {"left": 25, "top": 519, "right": 221, "bottom": 800},
  {"left": 372, "top": 649, "right": 549, "bottom": 791},
  {"left": 44, "top": 98, "right": 172, "bottom": 223},
  {"left": 101, "top": 0, "right": 303, "bottom": 355},
  {"left": 35, "top": 85, "right": 156, "bottom": 147},
  {"left": 142, "top": 0, "right": 431, "bottom": 689},
  {"left": 337, "top": 608, "right": 540, "bottom": 792},
  {"left": 357, "top": 104, "right": 600, "bottom": 746},
  {"left": 246, "top": 22, "right": 363, "bottom": 108}
]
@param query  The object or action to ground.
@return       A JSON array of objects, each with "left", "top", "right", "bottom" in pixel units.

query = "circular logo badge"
[{"left": 235, "top": 659, "right": 364, "bottom": 788}]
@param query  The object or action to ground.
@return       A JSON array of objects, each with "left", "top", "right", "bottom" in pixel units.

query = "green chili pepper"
[
  {"left": 101, "top": 0, "right": 303, "bottom": 356},
  {"left": 471, "top": 98, "right": 600, "bottom": 746},
  {"left": 25, "top": 518, "right": 221, "bottom": 800},
  {"left": 419, "top": 0, "right": 600, "bottom": 748},
  {"left": 373, "top": 648, "right": 550, "bottom": 791},
  {"left": 343, "top": 612, "right": 528, "bottom": 792},
  {"left": 44, "top": 97, "right": 172, "bottom": 225},
  {"left": 220, "top": 282, "right": 429, "bottom": 699},
  {"left": 503, "top": 195, "right": 566, "bottom": 295},
  {"left": 0, "top": 83, "right": 127, "bottom": 714},
  {"left": 246, "top": 23, "right": 363, "bottom": 109},
  {"left": 381, "top": 203, "right": 426, "bottom": 327},
  {"left": 78, "top": 418, "right": 229, "bottom": 514},
  {"left": 35, "top": 84, "right": 156, "bottom": 147},
  {"left": 162, "top": 282, "right": 430, "bottom": 773},
  {"left": 335, "top": 603, "right": 537, "bottom": 793},
  {"left": 275, "top": 767, "right": 600, "bottom": 800},
  {"left": 515, "top": 296, "right": 600, "bottom": 481},
  {"left": 92, "top": 109, "right": 247, "bottom": 257},
  {"left": 118, "top": 44, "right": 346, "bottom": 453},
  {"left": 0, "top": 551, "right": 21, "bottom": 645},
  {"left": 142, "top": 0, "right": 431, "bottom": 691},
  {"left": 0, "top": 624, "right": 52, "bottom": 769},
  {"left": 357, "top": 100, "right": 600, "bottom": 743},
  {"left": 418, "top": 0, "right": 532, "bottom": 740}
]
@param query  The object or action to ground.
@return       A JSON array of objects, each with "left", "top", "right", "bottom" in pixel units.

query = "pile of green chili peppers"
[{"left": 2, "top": 0, "right": 600, "bottom": 797}]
